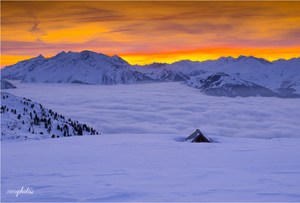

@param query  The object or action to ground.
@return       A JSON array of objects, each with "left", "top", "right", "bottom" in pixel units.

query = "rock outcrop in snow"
[
  {"left": 1, "top": 51, "right": 299, "bottom": 97},
  {"left": 1, "top": 92, "right": 99, "bottom": 141},
  {"left": 1, "top": 80, "right": 16, "bottom": 89}
]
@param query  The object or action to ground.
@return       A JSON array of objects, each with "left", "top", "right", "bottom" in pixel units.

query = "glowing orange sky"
[{"left": 1, "top": 1, "right": 300, "bottom": 67}]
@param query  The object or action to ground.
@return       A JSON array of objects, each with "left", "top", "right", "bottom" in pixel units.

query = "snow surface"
[
  {"left": 2, "top": 135, "right": 300, "bottom": 202},
  {"left": 2, "top": 81, "right": 300, "bottom": 201}
]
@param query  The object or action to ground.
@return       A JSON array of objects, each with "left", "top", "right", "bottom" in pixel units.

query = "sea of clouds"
[{"left": 4, "top": 81, "right": 300, "bottom": 139}]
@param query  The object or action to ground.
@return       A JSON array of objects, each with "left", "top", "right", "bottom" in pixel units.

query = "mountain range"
[{"left": 1, "top": 50, "right": 300, "bottom": 97}]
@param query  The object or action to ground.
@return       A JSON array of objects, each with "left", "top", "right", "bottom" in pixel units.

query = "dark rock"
[
  {"left": 185, "top": 129, "right": 211, "bottom": 143},
  {"left": 1, "top": 80, "right": 16, "bottom": 89}
]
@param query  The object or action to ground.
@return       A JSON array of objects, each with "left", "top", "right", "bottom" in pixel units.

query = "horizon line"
[{"left": 2, "top": 50, "right": 300, "bottom": 68}]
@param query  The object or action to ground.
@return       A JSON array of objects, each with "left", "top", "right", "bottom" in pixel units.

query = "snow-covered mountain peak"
[
  {"left": 272, "top": 57, "right": 300, "bottom": 68},
  {"left": 171, "top": 60, "right": 200, "bottom": 66},
  {"left": 49, "top": 50, "right": 128, "bottom": 66},
  {"left": 36, "top": 54, "right": 45, "bottom": 60},
  {"left": 52, "top": 51, "right": 67, "bottom": 59},
  {"left": 14, "top": 54, "right": 46, "bottom": 65},
  {"left": 137, "top": 62, "right": 168, "bottom": 69},
  {"left": 110, "top": 55, "right": 129, "bottom": 65},
  {"left": 78, "top": 50, "right": 106, "bottom": 60},
  {"left": 236, "top": 55, "right": 272, "bottom": 65},
  {"left": 273, "top": 57, "right": 300, "bottom": 63},
  {"left": 1, "top": 55, "right": 47, "bottom": 80},
  {"left": 215, "top": 56, "right": 236, "bottom": 63}
]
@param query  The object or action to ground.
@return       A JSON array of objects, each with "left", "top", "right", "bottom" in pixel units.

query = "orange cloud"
[{"left": 1, "top": 1, "right": 300, "bottom": 67}]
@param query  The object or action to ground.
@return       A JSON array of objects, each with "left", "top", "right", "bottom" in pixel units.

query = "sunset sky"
[{"left": 1, "top": 1, "right": 300, "bottom": 67}]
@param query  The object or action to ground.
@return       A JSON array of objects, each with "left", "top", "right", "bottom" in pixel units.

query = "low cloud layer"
[{"left": 6, "top": 82, "right": 300, "bottom": 139}]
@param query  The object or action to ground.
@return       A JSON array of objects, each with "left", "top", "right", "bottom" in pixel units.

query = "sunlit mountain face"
[{"left": 2, "top": 1, "right": 300, "bottom": 67}]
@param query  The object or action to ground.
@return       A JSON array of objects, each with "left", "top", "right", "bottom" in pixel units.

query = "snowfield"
[
  {"left": 2, "top": 81, "right": 300, "bottom": 201},
  {"left": 2, "top": 135, "right": 300, "bottom": 202}
]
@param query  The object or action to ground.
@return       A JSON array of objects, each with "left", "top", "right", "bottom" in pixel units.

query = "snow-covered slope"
[
  {"left": 271, "top": 58, "right": 300, "bottom": 96},
  {"left": 1, "top": 55, "right": 46, "bottom": 80},
  {"left": 1, "top": 79, "right": 16, "bottom": 89},
  {"left": 1, "top": 92, "right": 99, "bottom": 141},
  {"left": 186, "top": 72, "right": 277, "bottom": 97}
]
